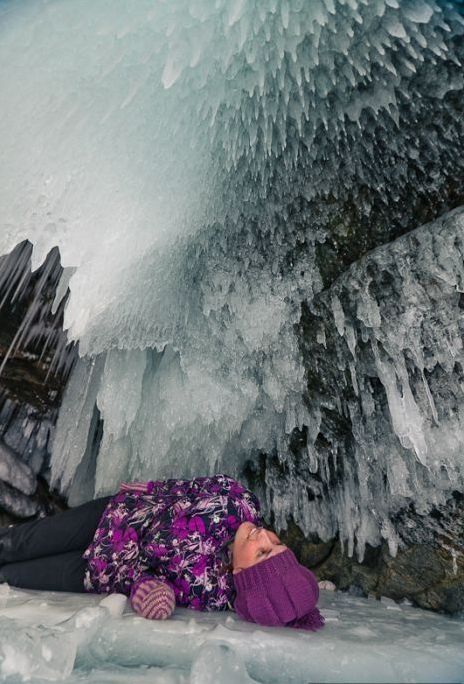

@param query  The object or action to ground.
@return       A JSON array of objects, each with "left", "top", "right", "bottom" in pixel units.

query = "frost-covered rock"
[
  {"left": 292, "top": 207, "right": 464, "bottom": 559},
  {"left": 282, "top": 493, "right": 464, "bottom": 614},
  {"left": 0, "top": 441, "right": 36, "bottom": 497},
  {"left": 0, "top": 245, "right": 74, "bottom": 520}
]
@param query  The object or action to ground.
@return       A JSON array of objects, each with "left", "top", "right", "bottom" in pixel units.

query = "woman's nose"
[{"left": 257, "top": 528, "right": 273, "bottom": 544}]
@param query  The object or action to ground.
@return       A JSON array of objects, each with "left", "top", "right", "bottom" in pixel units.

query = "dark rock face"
[
  {"left": 0, "top": 243, "right": 75, "bottom": 522},
  {"left": 297, "top": 209, "right": 464, "bottom": 538},
  {"left": 280, "top": 494, "right": 464, "bottom": 615}
]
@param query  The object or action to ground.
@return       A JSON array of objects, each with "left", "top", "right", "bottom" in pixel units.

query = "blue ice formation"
[{"left": 0, "top": 0, "right": 464, "bottom": 556}]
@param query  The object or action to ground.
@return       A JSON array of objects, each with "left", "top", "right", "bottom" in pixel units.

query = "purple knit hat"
[{"left": 233, "top": 549, "right": 325, "bottom": 631}]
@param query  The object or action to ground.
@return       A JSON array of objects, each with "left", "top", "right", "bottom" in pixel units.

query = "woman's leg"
[
  {"left": 0, "top": 551, "right": 87, "bottom": 592},
  {"left": 0, "top": 496, "right": 111, "bottom": 565}
]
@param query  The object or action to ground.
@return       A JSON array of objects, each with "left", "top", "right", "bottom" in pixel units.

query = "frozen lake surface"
[{"left": 0, "top": 585, "right": 462, "bottom": 683}]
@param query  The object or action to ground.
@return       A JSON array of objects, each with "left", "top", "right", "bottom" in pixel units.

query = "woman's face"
[{"left": 231, "top": 521, "right": 287, "bottom": 573}]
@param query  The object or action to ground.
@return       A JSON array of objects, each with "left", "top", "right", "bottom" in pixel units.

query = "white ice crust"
[{"left": 0, "top": 584, "right": 462, "bottom": 683}]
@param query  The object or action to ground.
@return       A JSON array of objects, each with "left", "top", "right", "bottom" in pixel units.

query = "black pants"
[{"left": 0, "top": 496, "right": 111, "bottom": 592}]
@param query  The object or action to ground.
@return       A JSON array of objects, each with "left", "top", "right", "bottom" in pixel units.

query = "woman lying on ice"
[{"left": 0, "top": 474, "right": 324, "bottom": 630}]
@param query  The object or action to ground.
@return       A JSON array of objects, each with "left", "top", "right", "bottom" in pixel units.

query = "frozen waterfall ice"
[{"left": 1, "top": 0, "right": 464, "bottom": 559}]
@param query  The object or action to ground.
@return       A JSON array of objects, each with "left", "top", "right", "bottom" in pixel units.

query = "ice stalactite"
[
  {"left": 293, "top": 207, "right": 464, "bottom": 559},
  {"left": 0, "top": 0, "right": 464, "bottom": 551},
  {"left": 0, "top": 242, "right": 76, "bottom": 379}
]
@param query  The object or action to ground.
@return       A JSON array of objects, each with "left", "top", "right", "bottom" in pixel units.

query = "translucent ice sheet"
[{"left": 0, "top": 585, "right": 462, "bottom": 683}]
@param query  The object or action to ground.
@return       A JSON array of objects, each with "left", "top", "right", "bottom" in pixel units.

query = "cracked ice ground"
[{"left": 0, "top": 586, "right": 462, "bottom": 683}]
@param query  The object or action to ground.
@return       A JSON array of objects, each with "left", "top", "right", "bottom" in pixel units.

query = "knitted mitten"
[{"left": 130, "top": 576, "right": 176, "bottom": 620}]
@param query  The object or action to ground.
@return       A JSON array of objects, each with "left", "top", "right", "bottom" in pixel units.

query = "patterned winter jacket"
[{"left": 82, "top": 474, "right": 263, "bottom": 611}]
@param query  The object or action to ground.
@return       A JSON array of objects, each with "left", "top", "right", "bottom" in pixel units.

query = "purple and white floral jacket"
[{"left": 83, "top": 475, "right": 263, "bottom": 611}]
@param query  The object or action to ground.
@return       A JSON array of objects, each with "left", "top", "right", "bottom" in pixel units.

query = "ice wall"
[
  {"left": 274, "top": 207, "right": 464, "bottom": 558},
  {"left": 1, "top": 0, "right": 464, "bottom": 552}
]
